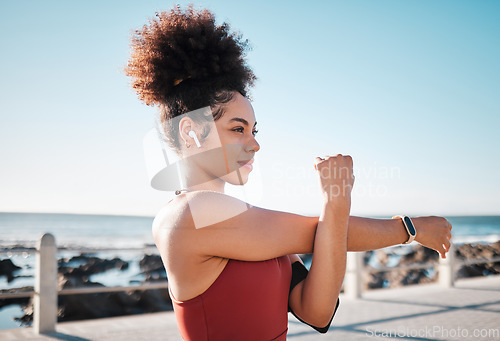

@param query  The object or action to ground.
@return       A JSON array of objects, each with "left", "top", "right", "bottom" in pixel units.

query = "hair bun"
[{"left": 125, "top": 5, "right": 256, "bottom": 106}]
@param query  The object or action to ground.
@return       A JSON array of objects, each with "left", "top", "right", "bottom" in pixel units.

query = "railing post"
[
  {"left": 439, "top": 242, "right": 455, "bottom": 288},
  {"left": 345, "top": 252, "right": 363, "bottom": 299},
  {"left": 34, "top": 233, "right": 57, "bottom": 334}
]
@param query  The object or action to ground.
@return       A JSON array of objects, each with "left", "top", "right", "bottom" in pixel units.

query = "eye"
[{"left": 232, "top": 127, "right": 259, "bottom": 136}]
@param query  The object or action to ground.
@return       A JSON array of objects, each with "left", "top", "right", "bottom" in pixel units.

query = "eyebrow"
[{"left": 228, "top": 117, "right": 257, "bottom": 127}]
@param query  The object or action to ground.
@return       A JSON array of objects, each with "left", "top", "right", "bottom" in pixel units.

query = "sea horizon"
[{"left": 1, "top": 211, "right": 499, "bottom": 248}]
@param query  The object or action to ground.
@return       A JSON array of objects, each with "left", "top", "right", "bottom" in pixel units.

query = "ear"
[{"left": 178, "top": 117, "right": 195, "bottom": 144}]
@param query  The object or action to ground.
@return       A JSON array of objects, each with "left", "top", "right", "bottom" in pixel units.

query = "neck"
[
  {"left": 177, "top": 159, "right": 226, "bottom": 194},
  {"left": 183, "top": 177, "right": 226, "bottom": 193}
]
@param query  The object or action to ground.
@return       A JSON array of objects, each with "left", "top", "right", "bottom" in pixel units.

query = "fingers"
[
  {"left": 314, "top": 154, "right": 355, "bottom": 201},
  {"left": 314, "top": 154, "right": 354, "bottom": 174},
  {"left": 444, "top": 237, "right": 451, "bottom": 249},
  {"left": 443, "top": 238, "right": 451, "bottom": 253},
  {"left": 438, "top": 226, "right": 452, "bottom": 258},
  {"left": 314, "top": 156, "right": 327, "bottom": 169},
  {"left": 437, "top": 242, "right": 448, "bottom": 259},
  {"left": 440, "top": 249, "right": 446, "bottom": 259}
]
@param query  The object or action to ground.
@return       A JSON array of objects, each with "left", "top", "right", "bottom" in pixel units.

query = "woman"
[{"left": 125, "top": 5, "right": 452, "bottom": 340}]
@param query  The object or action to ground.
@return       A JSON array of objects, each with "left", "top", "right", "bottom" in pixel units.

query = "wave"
[{"left": 452, "top": 234, "right": 500, "bottom": 245}]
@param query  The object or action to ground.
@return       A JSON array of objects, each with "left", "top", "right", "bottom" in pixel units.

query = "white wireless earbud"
[{"left": 188, "top": 130, "right": 201, "bottom": 148}]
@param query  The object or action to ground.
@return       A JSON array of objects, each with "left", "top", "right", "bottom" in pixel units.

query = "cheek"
[
  {"left": 204, "top": 131, "right": 242, "bottom": 159},
  {"left": 196, "top": 145, "right": 241, "bottom": 175}
]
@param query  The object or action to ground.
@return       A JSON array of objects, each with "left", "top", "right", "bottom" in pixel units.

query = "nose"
[{"left": 245, "top": 135, "right": 260, "bottom": 153}]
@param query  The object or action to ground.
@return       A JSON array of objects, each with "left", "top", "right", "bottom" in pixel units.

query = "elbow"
[
  {"left": 312, "top": 315, "right": 333, "bottom": 332},
  {"left": 302, "top": 309, "right": 334, "bottom": 332}
]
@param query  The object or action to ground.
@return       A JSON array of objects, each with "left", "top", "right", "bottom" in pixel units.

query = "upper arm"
[
  {"left": 155, "top": 191, "right": 318, "bottom": 262},
  {"left": 287, "top": 254, "right": 339, "bottom": 333}
]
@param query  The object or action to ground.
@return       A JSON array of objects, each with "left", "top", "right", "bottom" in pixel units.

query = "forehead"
[{"left": 219, "top": 93, "right": 256, "bottom": 125}]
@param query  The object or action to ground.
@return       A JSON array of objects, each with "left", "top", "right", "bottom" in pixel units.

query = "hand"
[
  {"left": 314, "top": 154, "right": 355, "bottom": 213},
  {"left": 412, "top": 216, "right": 452, "bottom": 259}
]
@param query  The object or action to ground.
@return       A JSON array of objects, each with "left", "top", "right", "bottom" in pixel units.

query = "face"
[{"left": 180, "top": 92, "right": 260, "bottom": 186}]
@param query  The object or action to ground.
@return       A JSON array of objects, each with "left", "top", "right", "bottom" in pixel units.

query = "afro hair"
[
  {"left": 125, "top": 4, "right": 256, "bottom": 110},
  {"left": 125, "top": 4, "right": 256, "bottom": 153}
]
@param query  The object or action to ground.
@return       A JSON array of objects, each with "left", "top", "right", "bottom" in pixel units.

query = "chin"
[{"left": 222, "top": 170, "right": 250, "bottom": 186}]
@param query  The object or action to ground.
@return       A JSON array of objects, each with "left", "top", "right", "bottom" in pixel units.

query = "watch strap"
[{"left": 394, "top": 215, "right": 417, "bottom": 244}]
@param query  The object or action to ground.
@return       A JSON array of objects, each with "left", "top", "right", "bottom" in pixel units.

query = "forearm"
[
  {"left": 346, "top": 216, "right": 407, "bottom": 251},
  {"left": 300, "top": 203, "right": 348, "bottom": 326}
]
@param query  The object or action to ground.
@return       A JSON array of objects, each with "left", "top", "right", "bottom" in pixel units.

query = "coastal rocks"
[
  {"left": 57, "top": 288, "right": 170, "bottom": 321},
  {"left": 139, "top": 254, "right": 167, "bottom": 281},
  {"left": 0, "top": 286, "right": 32, "bottom": 311},
  {"left": 15, "top": 253, "right": 171, "bottom": 325},
  {"left": 0, "top": 259, "right": 22, "bottom": 283},
  {"left": 363, "top": 246, "right": 438, "bottom": 290},
  {"left": 362, "top": 242, "right": 500, "bottom": 290},
  {"left": 384, "top": 268, "right": 435, "bottom": 288},
  {"left": 400, "top": 246, "right": 438, "bottom": 265},
  {"left": 363, "top": 272, "right": 385, "bottom": 289},
  {"left": 55, "top": 254, "right": 171, "bottom": 322},
  {"left": 58, "top": 255, "right": 129, "bottom": 278},
  {"left": 456, "top": 241, "right": 500, "bottom": 278}
]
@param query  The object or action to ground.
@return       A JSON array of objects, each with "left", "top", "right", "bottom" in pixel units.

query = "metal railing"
[{"left": 0, "top": 233, "right": 166, "bottom": 334}]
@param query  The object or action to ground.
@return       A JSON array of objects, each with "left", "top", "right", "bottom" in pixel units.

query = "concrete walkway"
[{"left": 1, "top": 275, "right": 499, "bottom": 341}]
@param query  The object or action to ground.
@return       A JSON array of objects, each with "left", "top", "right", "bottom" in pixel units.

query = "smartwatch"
[{"left": 394, "top": 215, "right": 417, "bottom": 244}]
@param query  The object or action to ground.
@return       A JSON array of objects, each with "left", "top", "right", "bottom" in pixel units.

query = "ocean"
[
  {"left": 0, "top": 212, "right": 499, "bottom": 330},
  {"left": 0, "top": 212, "right": 156, "bottom": 249},
  {"left": 1, "top": 212, "right": 499, "bottom": 249}
]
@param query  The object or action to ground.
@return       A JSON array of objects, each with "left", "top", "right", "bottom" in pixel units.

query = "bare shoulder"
[
  {"left": 152, "top": 194, "right": 192, "bottom": 236},
  {"left": 154, "top": 191, "right": 252, "bottom": 232},
  {"left": 152, "top": 191, "right": 250, "bottom": 241},
  {"left": 183, "top": 190, "right": 252, "bottom": 228}
]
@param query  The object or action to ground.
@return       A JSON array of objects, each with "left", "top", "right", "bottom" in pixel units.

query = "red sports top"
[{"left": 170, "top": 256, "right": 292, "bottom": 340}]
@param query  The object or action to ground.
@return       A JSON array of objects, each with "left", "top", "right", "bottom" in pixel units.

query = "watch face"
[{"left": 403, "top": 216, "right": 416, "bottom": 235}]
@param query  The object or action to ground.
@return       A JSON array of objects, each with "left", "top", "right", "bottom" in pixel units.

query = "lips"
[
  {"left": 237, "top": 159, "right": 254, "bottom": 166},
  {"left": 237, "top": 159, "right": 254, "bottom": 171}
]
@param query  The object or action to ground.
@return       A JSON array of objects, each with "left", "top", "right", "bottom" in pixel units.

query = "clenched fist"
[{"left": 314, "top": 154, "right": 355, "bottom": 214}]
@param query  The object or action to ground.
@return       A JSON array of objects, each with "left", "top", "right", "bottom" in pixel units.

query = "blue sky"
[{"left": 1, "top": 0, "right": 499, "bottom": 217}]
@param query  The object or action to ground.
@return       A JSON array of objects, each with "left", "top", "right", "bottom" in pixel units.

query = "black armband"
[
  {"left": 289, "top": 260, "right": 309, "bottom": 293},
  {"left": 288, "top": 261, "right": 340, "bottom": 334}
]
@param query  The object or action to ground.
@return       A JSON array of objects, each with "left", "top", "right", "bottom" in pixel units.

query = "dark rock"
[
  {"left": 0, "top": 286, "right": 32, "bottom": 310},
  {"left": 399, "top": 246, "right": 438, "bottom": 266},
  {"left": 363, "top": 245, "right": 438, "bottom": 289},
  {"left": 135, "top": 289, "right": 172, "bottom": 311},
  {"left": 14, "top": 301, "right": 33, "bottom": 326},
  {"left": 139, "top": 254, "right": 167, "bottom": 282},
  {"left": 363, "top": 271, "right": 385, "bottom": 289},
  {"left": 139, "top": 254, "right": 164, "bottom": 273},
  {"left": 55, "top": 286, "right": 172, "bottom": 322},
  {"left": 58, "top": 255, "right": 129, "bottom": 277},
  {"left": 0, "top": 259, "right": 22, "bottom": 283},
  {"left": 17, "top": 253, "right": 172, "bottom": 325},
  {"left": 384, "top": 268, "right": 430, "bottom": 288},
  {"left": 455, "top": 242, "right": 500, "bottom": 279}
]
